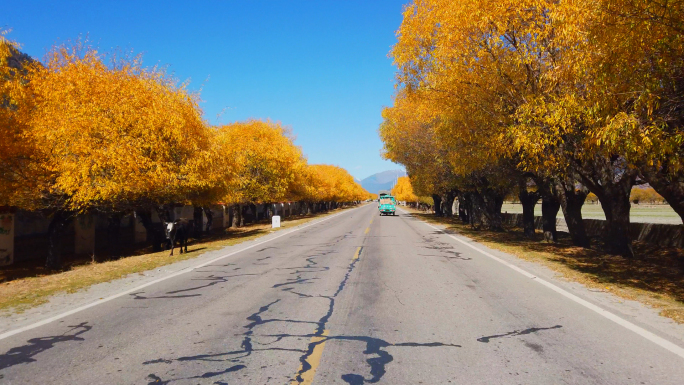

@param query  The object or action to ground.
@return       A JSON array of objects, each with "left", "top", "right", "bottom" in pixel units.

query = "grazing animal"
[{"left": 165, "top": 219, "right": 193, "bottom": 256}]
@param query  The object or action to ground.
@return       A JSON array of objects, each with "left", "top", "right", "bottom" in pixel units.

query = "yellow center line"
[
  {"left": 293, "top": 246, "right": 362, "bottom": 383},
  {"left": 291, "top": 330, "right": 329, "bottom": 385},
  {"left": 352, "top": 246, "right": 362, "bottom": 261},
  {"left": 364, "top": 227, "right": 370, "bottom": 234}
]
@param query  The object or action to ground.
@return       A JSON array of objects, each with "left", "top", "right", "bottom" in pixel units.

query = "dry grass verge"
[
  {"left": 0, "top": 207, "right": 357, "bottom": 314},
  {"left": 403, "top": 207, "right": 684, "bottom": 324}
]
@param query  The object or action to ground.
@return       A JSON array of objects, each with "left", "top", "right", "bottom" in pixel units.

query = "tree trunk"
[
  {"left": 232, "top": 204, "right": 244, "bottom": 228},
  {"left": 193, "top": 206, "right": 203, "bottom": 239},
  {"left": 518, "top": 184, "right": 540, "bottom": 238},
  {"left": 45, "top": 210, "right": 71, "bottom": 270},
  {"left": 203, "top": 207, "right": 213, "bottom": 233},
  {"left": 469, "top": 190, "right": 504, "bottom": 231},
  {"left": 482, "top": 189, "right": 504, "bottom": 231},
  {"left": 533, "top": 177, "right": 560, "bottom": 242},
  {"left": 135, "top": 210, "right": 164, "bottom": 251},
  {"left": 230, "top": 205, "right": 238, "bottom": 228},
  {"left": 599, "top": 185, "right": 635, "bottom": 258},
  {"left": 575, "top": 157, "right": 637, "bottom": 258},
  {"left": 432, "top": 194, "right": 443, "bottom": 216},
  {"left": 553, "top": 179, "right": 590, "bottom": 248},
  {"left": 469, "top": 192, "right": 482, "bottom": 228},
  {"left": 107, "top": 214, "right": 122, "bottom": 259},
  {"left": 227, "top": 206, "right": 234, "bottom": 228},
  {"left": 457, "top": 192, "right": 469, "bottom": 223},
  {"left": 541, "top": 195, "right": 561, "bottom": 242},
  {"left": 442, "top": 191, "right": 455, "bottom": 217}
]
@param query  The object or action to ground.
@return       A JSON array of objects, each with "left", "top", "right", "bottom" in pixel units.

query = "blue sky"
[{"left": 3, "top": 0, "right": 406, "bottom": 180}]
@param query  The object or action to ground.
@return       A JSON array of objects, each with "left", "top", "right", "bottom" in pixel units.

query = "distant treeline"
[{"left": 508, "top": 188, "right": 666, "bottom": 205}]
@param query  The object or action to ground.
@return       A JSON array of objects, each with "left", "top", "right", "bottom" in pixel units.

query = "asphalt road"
[{"left": 1, "top": 204, "right": 683, "bottom": 384}]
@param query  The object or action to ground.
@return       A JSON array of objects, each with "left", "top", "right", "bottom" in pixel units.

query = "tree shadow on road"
[{"left": 0, "top": 322, "right": 92, "bottom": 370}]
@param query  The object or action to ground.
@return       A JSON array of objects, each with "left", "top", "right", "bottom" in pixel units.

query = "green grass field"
[{"left": 501, "top": 203, "right": 682, "bottom": 225}]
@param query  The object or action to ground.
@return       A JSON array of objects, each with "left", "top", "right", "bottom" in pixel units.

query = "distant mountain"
[{"left": 360, "top": 170, "right": 407, "bottom": 194}]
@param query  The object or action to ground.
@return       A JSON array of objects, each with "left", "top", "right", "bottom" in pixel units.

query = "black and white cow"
[{"left": 165, "top": 219, "right": 193, "bottom": 256}]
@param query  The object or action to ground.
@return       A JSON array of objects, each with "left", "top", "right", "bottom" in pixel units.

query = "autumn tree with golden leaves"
[
  {"left": 11, "top": 43, "right": 212, "bottom": 267},
  {"left": 0, "top": 34, "right": 37, "bottom": 210},
  {"left": 213, "top": 120, "right": 305, "bottom": 226},
  {"left": 0, "top": 36, "right": 370, "bottom": 268},
  {"left": 383, "top": 0, "right": 684, "bottom": 257}
]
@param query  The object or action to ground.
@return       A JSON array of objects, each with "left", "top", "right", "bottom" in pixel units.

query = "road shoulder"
[
  {"left": 398, "top": 207, "right": 684, "bottom": 355},
  {"left": 0, "top": 206, "right": 362, "bottom": 337}
]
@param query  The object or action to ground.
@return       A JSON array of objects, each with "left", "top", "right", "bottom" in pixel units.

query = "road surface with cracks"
[{"left": 1, "top": 204, "right": 683, "bottom": 384}]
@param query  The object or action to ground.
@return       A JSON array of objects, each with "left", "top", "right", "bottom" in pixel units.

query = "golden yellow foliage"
[
  {"left": 2, "top": 36, "right": 369, "bottom": 219},
  {"left": 391, "top": 0, "right": 586, "bottom": 177},
  {"left": 301, "top": 164, "right": 371, "bottom": 203},
  {"left": 12, "top": 43, "right": 211, "bottom": 212},
  {"left": 391, "top": 176, "right": 418, "bottom": 202},
  {"left": 630, "top": 187, "right": 666, "bottom": 204},
  {"left": 580, "top": 1, "right": 684, "bottom": 172},
  {"left": 214, "top": 120, "right": 305, "bottom": 205},
  {"left": 382, "top": 0, "right": 684, "bottom": 255},
  {"left": 0, "top": 34, "right": 37, "bottom": 208},
  {"left": 380, "top": 91, "right": 456, "bottom": 196}
]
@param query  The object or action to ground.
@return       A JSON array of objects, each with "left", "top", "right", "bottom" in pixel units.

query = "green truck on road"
[{"left": 378, "top": 190, "right": 396, "bottom": 216}]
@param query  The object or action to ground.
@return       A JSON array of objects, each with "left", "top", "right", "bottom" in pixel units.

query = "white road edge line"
[
  {"left": 398, "top": 208, "right": 684, "bottom": 360},
  {"left": 0, "top": 207, "right": 360, "bottom": 342}
]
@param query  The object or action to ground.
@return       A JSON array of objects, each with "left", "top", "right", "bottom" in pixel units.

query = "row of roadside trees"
[
  {"left": 380, "top": 0, "right": 684, "bottom": 258},
  {"left": 1, "top": 37, "right": 371, "bottom": 269},
  {"left": 390, "top": 176, "right": 433, "bottom": 209}
]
